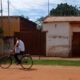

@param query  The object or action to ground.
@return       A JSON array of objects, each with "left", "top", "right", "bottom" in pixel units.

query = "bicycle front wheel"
[
  {"left": 0, "top": 56, "right": 12, "bottom": 69},
  {"left": 20, "top": 54, "right": 33, "bottom": 69}
]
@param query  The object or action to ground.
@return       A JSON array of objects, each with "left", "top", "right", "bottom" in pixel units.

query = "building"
[
  {"left": 0, "top": 16, "right": 37, "bottom": 55},
  {"left": 43, "top": 16, "right": 80, "bottom": 57},
  {"left": 0, "top": 16, "right": 37, "bottom": 37}
]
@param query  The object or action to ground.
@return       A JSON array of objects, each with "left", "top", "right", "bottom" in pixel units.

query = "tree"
[
  {"left": 50, "top": 3, "right": 80, "bottom": 16},
  {"left": 36, "top": 17, "right": 45, "bottom": 31}
]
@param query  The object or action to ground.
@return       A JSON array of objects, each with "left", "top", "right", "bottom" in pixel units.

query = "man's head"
[{"left": 15, "top": 36, "right": 20, "bottom": 41}]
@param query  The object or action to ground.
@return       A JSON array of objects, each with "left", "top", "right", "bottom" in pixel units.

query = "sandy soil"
[{"left": 0, "top": 65, "right": 80, "bottom": 80}]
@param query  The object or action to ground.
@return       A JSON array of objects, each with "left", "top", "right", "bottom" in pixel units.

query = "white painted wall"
[{"left": 43, "top": 22, "right": 71, "bottom": 57}]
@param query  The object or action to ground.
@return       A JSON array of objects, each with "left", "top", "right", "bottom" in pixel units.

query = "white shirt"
[{"left": 15, "top": 40, "right": 25, "bottom": 53}]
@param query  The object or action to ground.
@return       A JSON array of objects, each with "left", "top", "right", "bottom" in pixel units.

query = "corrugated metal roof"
[{"left": 43, "top": 16, "right": 80, "bottom": 23}]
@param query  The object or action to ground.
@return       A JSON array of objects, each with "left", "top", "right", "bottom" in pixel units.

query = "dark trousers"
[{"left": 14, "top": 51, "right": 24, "bottom": 64}]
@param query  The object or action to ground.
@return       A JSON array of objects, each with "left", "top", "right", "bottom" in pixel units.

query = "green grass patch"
[{"left": 33, "top": 59, "right": 80, "bottom": 66}]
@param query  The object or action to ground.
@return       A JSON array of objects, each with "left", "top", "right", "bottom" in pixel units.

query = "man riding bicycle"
[{"left": 14, "top": 37, "right": 25, "bottom": 64}]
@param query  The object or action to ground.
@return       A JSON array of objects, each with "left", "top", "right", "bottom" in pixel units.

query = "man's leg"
[{"left": 14, "top": 53, "right": 21, "bottom": 64}]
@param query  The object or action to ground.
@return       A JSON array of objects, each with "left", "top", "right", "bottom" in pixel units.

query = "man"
[{"left": 14, "top": 37, "right": 25, "bottom": 64}]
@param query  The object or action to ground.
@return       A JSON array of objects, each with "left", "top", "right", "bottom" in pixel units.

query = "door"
[{"left": 72, "top": 32, "right": 80, "bottom": 57}]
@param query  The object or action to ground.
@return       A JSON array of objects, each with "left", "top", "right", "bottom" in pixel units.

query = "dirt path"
[{"left": 0, "top": 65, "right": 80, "bottom": 80}]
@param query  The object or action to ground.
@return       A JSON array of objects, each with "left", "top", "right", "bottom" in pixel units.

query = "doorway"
[{"left": 72, "top": 32, "right": 80, "bottom": 57}]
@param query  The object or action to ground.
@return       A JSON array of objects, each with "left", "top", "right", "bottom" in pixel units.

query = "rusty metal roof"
[{"left": 43, "top": 16, "right": 80, "bottom": 23}]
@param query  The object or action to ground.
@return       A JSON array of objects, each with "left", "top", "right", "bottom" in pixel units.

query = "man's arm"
[{"left": 15, "top": 40, "right": 19, "bottom": 48}]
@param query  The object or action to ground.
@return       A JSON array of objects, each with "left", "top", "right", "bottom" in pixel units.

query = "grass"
[
  {"left": 33, "top": 59, "right": 80, "bottom": 66},
  {"left": 1, "top": 56, "right": 80, "bottom": 66}
]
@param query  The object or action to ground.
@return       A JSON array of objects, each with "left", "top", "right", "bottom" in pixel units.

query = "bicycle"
[{"left": 0, "top": 50, "right": 33, "bottom": 70}]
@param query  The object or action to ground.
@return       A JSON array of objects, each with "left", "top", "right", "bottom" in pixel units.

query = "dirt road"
[{"left": 0, "top": 65, "right": 80, "bottom": 80}]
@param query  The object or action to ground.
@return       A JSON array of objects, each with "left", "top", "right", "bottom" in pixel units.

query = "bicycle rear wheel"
[
  {"left": 20, "top": 54, "right": 33, "bottom": 69},
  {"left": 0, "top": 56, "right": 12, "bottom": 69}
]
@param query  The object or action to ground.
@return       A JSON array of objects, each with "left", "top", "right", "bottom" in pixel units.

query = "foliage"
[
  {"left": 36, "top": 17, "right": 45, "bottom": 31},
  {"left": 50, "top": 3, "right": 80, "bottom": 16}
]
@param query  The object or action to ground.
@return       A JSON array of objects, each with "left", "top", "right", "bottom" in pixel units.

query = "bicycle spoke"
[
  {"left": 0, "top": 56, "right": 12, "bottom": 69},
  {"left": 20, "top": 55, "right": 33, "bottom": 69}
]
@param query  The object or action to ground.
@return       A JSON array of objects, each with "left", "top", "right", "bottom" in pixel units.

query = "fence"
[{"left": 15, "top": 31, "right": 46, "bottom": 56}]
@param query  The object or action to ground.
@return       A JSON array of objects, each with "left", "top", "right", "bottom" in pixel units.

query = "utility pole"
[
  {"left": 0, "top": 0, "right": 3, "bottom": 55},
  {"left": 8, "top": 0, "right": 10, "bottom": 16},
  {"left": 0, "top": 0, "right": 3, "bottom": 27},
  {"left": 0, "top": 0, "right": 3, "bottom": 16},
  {"left": 8, "top": 0, "right": 11, "bottom": 50},
  {"left": 48, "top": 0, "right": 50, "bottom": 16},
  {"left": 7, "top": 0, "right": 10, "bottom": 37}
]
